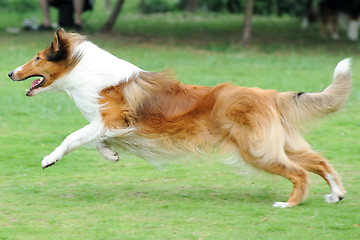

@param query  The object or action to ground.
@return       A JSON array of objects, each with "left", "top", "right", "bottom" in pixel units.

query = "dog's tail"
[{"left": 277, "top": 58, "right": 352, "bottom": 130}]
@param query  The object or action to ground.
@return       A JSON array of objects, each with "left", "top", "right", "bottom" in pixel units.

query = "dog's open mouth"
[{"left": 26, "top": 77, "right": 45, "bottom": 96}]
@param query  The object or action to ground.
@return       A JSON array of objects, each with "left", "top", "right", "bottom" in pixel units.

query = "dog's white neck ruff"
[{"left": 49, "top": 41, "right": 141, "bottom": 122}]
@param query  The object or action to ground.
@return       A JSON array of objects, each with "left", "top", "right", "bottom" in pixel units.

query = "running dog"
[{"left": 8, "top": 29, "right": 351, "bottom": 207}]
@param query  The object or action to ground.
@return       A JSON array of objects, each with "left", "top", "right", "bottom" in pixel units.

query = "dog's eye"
[{"left": 34, "top": 57, "right": 40, "bottom": 61}]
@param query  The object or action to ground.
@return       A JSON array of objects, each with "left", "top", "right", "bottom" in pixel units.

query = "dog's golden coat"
[
  {"left": 98, "top": 69, "right": 349, "bottom": 207},
  {"left": 8, "top": 29, "right": 351, "bottom": 207}
]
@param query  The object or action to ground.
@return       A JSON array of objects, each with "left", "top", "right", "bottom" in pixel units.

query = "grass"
[{"left": 1, "top": 4, "right": 360, "bottom": 240}]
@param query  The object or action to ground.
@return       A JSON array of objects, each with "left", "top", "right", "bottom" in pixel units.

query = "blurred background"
[{"left": 1, "top": 0, "right": 359, "bottom": 52}]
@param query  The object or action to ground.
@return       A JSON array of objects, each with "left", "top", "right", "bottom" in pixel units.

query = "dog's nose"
[{"left": 8, "top": 71, "right": 13, "bottom": 79}]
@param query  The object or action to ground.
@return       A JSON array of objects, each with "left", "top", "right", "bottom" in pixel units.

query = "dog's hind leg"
[
  {"left": 263, "top": 163, "right": 309, "bottom": 208},
  {"left": 287, "top": 150, "right": 346, "bottom": 204},
  {"left": 232, "top": 132, "right": 309, "bottom": 207},
  {"left": 239, "top": 151, "right": 309, "bottom": 208},
  {"left": 225, "top": 103, "right": 309, "bottom": 207},
  {"left": 95, "top": 141, "right": 119, "bottom": 162}
]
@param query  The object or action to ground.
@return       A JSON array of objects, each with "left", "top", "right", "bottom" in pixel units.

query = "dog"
[
  {"left": 8, "top": 29, "right": 351, "bottom": 207},
  {"left": 303, "top": 0, "right": 360, "bottom": 40}
]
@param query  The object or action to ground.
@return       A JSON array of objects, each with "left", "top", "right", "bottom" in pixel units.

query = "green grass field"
[{"left": 1, "top": 3, "right": 360, "bottom": 239}]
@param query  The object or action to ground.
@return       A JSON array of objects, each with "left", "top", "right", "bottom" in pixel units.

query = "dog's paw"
[
  {"left": 273, "top": 202, "right": 291, "bottom": 208},
  {"left": 325, "top": 193, "right": 344, "bottom": 204},
  {"left": 99, "top": 147, "right": 119, "bottom": 162},
  {"left": 105, "top": 151, "right": 119, "bottom": 163},
  {"left": 42, "top": 155, "right": 58, "bottom": 169}
]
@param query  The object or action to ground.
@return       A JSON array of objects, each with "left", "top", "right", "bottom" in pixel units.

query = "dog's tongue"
[{"left": 31, "top": 78, "right": 42, "bottom": 88}]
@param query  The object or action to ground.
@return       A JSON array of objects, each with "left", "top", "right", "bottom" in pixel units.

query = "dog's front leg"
[{"left": 42, "top": 121, "right": 104, "bottom": 168}]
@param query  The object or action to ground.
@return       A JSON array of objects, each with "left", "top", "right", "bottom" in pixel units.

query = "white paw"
[
  {"left": 273, "top": 202, "right": 291, "bottom": 208},
  {"left": 97, "top": 145, "right": 119, "bottom": 162},
  {"left": 325, "top": 193, "right": 344, "bottom": 204},
  {"left": 42, "top": 155, "right": 58, "bottom": 168},
  {"left": 103, "top": 150, "right": 119, "bottom": 163}
]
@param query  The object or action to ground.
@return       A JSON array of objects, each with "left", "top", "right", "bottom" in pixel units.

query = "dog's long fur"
[{"left": 8, "top": 29, "right": 351, "bottom": 207}]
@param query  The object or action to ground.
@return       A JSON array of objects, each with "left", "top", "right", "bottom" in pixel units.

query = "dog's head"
[{"left": 8, "top": 28, "right": 84, "bottom": 96}]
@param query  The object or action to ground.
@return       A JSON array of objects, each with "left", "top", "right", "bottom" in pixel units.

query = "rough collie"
[{"left": 8, "top": 29, "right": 351, "bottom": 207}]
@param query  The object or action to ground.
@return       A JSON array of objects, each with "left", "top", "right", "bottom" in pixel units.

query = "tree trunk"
[
  {"left": 241, "top": 0, "right": 254, "bottom": 46},
  {"left": 186, "top": 0, "right": 198, "bottom": 12},
  {"left": 100, "top": 0, "right": 125, "bottom": 33},
  {"left": 140, "top": 0, "right": 145, "bottom": 14}
]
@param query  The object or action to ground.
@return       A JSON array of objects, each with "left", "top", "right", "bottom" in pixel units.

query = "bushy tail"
[{"left": 277, "top": 58, "right": 352, "bottom": 130}]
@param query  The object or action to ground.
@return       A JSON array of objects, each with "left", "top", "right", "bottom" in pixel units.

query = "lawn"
[{"left": 0, "top": 3, "right": 360, "bottom": 240}]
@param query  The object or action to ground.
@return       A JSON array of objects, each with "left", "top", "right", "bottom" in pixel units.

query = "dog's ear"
[
  {"left": 47, "top": 28, "right": 69, "bottom": 62},
  {"left": 52, "top": 28, "right": 67, "bottom": 52}
]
